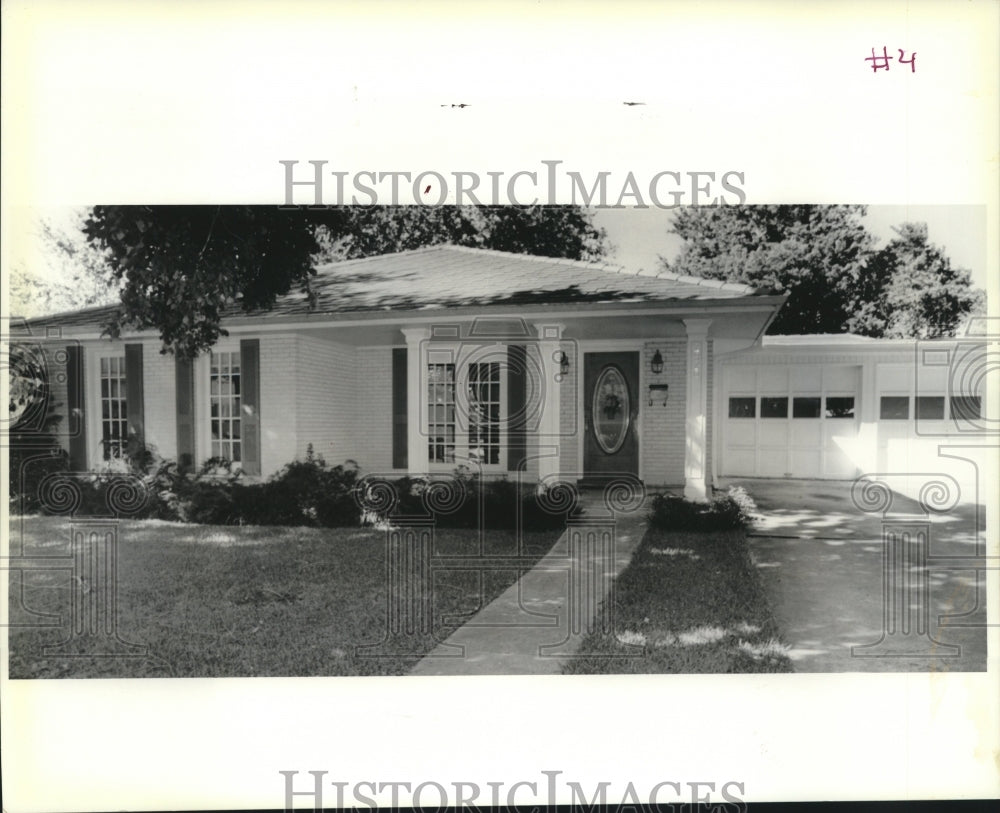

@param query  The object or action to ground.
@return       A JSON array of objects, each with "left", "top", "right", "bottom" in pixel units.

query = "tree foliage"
[
  {"left": 84, "top": 205, "right": 608, "bottom": 357},
  {"left": 663, "top": 205, "right": 875, "bottom": 334},
  {"left": 846, "top": 222, "right": 985, "bottom": 339},
  {"left": 662, "top": 206, "right": 984, "bottom": 337},
  {"left": 10, "top": 217, "right": 119, "bottom": 318}
]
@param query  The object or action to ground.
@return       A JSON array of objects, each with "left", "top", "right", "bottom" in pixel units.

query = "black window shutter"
[
  {"left": 240, "top": 339, "right": 261, "bottom": 475},
  {"left": 66, "top": 344, "right": 87, "bottom": 470},
  {"left": 392, "top": 347, "right": 408, "bottom": 469},
  {"left": 175, "top": 358, "right": 195, "bottom": 472},
  {"left": 124, "top": 344, "right": 145, "bottom": 451},
  {"left": 507, "top": 344, "right": 527, "bottom": 472}
]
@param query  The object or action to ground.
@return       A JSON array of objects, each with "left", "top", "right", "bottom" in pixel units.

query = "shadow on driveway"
[{"left": 720, "top": 478, "right": 987, "bottom": 672}]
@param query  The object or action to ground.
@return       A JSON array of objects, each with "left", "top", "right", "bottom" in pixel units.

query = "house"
[{"left": 14, "top": 246, "right": 991, "bottom": 502}]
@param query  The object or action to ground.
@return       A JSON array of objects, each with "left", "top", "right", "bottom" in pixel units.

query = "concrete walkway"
[
  {"left": 721, "top": 478, "right": 988, "bottom": 672},
  {"left": 410, "top": 494, "right": 648, "bottom": 675}
]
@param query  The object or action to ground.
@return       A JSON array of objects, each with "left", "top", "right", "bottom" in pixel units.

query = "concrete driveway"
[{"left": 720, "top": 478, "right": 988, "bottom": 672}]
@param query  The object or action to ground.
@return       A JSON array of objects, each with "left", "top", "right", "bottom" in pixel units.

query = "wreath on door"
[{"left": 602, "top": 392, "right": 623, "bottom": 420}]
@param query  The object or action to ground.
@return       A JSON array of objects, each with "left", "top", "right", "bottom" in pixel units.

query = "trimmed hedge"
[
  {"left": 380, "top": 472, "right": 572, "bottom": 532},
  {"left": 647, "top": 486, "right": 756, "bottom": 531}
]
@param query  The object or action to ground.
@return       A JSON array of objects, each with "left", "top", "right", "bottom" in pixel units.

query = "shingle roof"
[{"left": 24, "top": 245, "right": 776, "bottom": 331}]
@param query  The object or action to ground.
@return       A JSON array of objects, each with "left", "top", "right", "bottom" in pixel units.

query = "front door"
[{"left": 583, "top": 352, "right": 639, "bottom": 482}]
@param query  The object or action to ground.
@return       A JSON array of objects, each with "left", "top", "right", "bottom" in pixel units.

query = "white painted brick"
[{"left": 640, "top": 339, "right": 687, "bottom": 486}]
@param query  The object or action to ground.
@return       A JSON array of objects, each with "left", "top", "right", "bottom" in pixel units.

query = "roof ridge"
[
  {"left": 434, "top": 243, "right": 632, "bottom": 274},
  {"left": 315, "top": 244, "right": 766, "bottom": 294},
  {"left": 20, "top": 300, "right": 120, "bottom": 326},
  {"left": 312, "top": 243, "right": 448, "bottom": 272}
]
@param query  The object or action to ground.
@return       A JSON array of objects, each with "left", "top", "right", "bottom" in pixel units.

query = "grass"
[
  {"left": 7, "top": 515, "right": 561, "bottom": 678},
  {"left": 563, "top": 525, "right": 793, "bottom": 674}
]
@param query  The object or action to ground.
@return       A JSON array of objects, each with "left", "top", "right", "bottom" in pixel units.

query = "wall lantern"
[
  {"left": 650, "top": 349, "right": 664, "bottom": 375},
  {"left": 558, "top": 351, "right": 570, "bottom": 376}
]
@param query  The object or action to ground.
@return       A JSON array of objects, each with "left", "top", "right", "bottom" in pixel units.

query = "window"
[
  {"left": 792, "top": 397, "right": 821, "bottom": 418},
  {"left": 427, "top": 363, "right": 456, "bottom": 463},
  {"left": 880, "top": 396, "right": 910, "bottom": 420},
  {"left": 210, "top": 351, "right": 241, "bottom": 462},
  {"left": 760, "top": 397, "right": 788, "bottom": 418},
  {"left": 950, "top": 395, "right": 982, "bottom": 421},
  {"left": 825, "top": 396, "right": 855, "bottom": 418},
  {"left": 915, "top": 396, "right": 945, "bottom": 420},
  {"left": 99, "top": 356, "right": 127, "bottom": 459},
  {"left": 728, "top": 397, "right": 756, "bottom": 418},
  {"left": 467, "top": 362, "right": 501, "bottom": 465}
]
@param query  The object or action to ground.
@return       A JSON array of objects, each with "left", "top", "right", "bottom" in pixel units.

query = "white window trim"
[
  {"left": 424, "top": 342, "right": 509, "bottom": 473},
  {"left": 85, "top": 343, "right": 128, "bottom": 470},
  {"left": 194, "top": 341, "right": 246, "bottom": 473}
]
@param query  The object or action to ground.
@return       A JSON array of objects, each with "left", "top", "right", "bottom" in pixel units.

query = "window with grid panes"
[
  {"left": 210, "top": 351, "right": 242, "bottom": 462},
  {"left": 467, "top": 361, "right": 501, "bottom": 465},
  {"left": 427, "top": 363, "right": 456, "bottom": 463},
  {"left": 99, "top": 355, "right": 128, "bottom": 459}
]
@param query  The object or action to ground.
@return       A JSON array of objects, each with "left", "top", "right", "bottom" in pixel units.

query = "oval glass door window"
[{"left": 592, "top": 365, "right": 630, "bottom": 454}]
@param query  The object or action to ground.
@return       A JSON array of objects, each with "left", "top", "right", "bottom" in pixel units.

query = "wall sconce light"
[
  {"left": 558, "top": 351, "right": 570, "bottom": 376},
  {"left": 650, "top": 349, "right": 664, "bottom": 375}
]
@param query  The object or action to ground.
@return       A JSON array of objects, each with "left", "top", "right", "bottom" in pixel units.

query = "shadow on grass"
[{"left": 563, "top": 526, "right": 793, "bottom": 674}]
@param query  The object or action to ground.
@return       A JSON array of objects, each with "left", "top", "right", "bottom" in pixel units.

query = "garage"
[{"left": 719, "top": 362, "right": 861, "bottom": 479}]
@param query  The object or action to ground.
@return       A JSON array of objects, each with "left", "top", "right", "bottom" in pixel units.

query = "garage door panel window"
[
  {"left": 760, "top": 397, "right": 788, "bottom": 418},
  {"left": 950, "top": 395, "right": 982, "bottom": 421},
  {"left": 792, "top": 397, "right": 821, "bottom": 419},
  {"left": 880, "top": 396, "right": 910, "bottom": 420},
  {"left": 728, "top": 397, "right": 756, "bottom": 418},
  {"left": 915, "top": 396, "right": 945, "bottom": 420},
  {"left": 824, "top": 396, "right": 855, "bottom": 418}
]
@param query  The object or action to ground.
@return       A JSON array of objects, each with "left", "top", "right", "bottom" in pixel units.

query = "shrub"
[
  {"left": 647, "top": 487, "right": 756, "bottom": 531},
  {"left": 8, "top": 343, "right": 69, "bottom": 515},
  {"left": 168, "top": 449, "right": 362, "bottom": 528},
  {"left": 369, "top": 471, "right": 574, "bottom": 532},
  {"left": 229, "top": 452, "right": 362, "bottom": 527}
]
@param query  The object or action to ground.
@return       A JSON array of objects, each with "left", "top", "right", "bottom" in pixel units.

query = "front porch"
[{"left": 254, "top": 308, "right": 746, "bottom": 499}]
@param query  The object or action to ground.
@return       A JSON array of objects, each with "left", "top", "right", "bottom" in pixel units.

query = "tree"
[
  {"left": 84, "top": 205, "right": 608, "bottom": 358},
  {"left": 662, "top": 206, "right": 984, "bottom": 338},
  {"left": 9, "top": 216, "right": 119, "bottom": 319},
  {"left": 846, "top": 222, "right": 985, "bottom": 339},
  {"left": 662, "top": 205, "right": 874, "bottom": 335}
]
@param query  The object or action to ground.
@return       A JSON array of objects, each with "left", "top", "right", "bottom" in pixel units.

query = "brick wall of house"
[
  {"left": 258, "top": 335, "right": 299, "bottom": 477},
  {"left": 557, "top": 339, "right": 580, "bottom": 478},
  {"left": 295, "top": 334, "right": 359, "bottom": 466},
  {"left": 356, "top": 346, "right": 396, "bottom": 473},
  {"left": 140, "top": 341, "right": 177, "bottom": 461},
  {"left": 640, "top": 339, "right": 687, "bottom": 486}
]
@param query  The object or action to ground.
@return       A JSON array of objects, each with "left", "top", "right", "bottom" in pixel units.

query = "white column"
[
  {"left": 402, "top": 327, "right": 430, "bottom": 476},
  {"left": 683, "top": 319, "right": 713, "bottom": 501},
  {"left": 535, "top": 323, "right": 564, "bottom": 482}
]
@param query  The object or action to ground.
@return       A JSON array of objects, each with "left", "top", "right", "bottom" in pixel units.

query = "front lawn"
[
  {"left": 563, "top": 526, "right": 793, "bottom": 674},
  {"left": 7, "top": 516, "right": 561, "bottom": 678}
]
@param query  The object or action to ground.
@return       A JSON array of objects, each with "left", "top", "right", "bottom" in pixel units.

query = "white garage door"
[{"left": 720, "top": 364, "right": 861, "bottom": 479}]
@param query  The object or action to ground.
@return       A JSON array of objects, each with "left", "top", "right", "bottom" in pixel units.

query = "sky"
[
  {"left": 9, "top": 204, "right": 990, "bottom": 319},
  {"left": 593, "top": 204, "right": 989, "bottom": 289}
]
